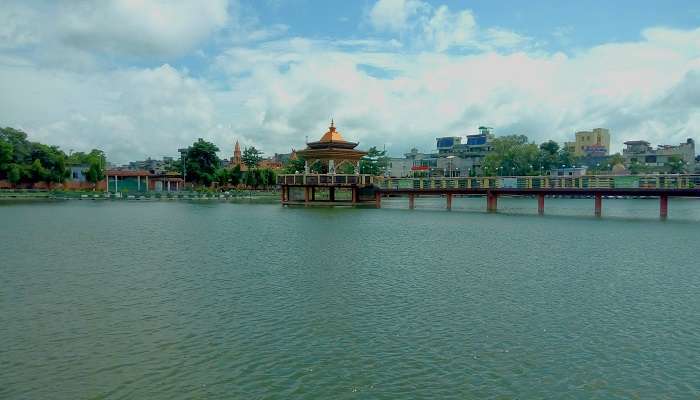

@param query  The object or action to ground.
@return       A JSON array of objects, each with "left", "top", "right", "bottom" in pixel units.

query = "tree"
[
  {"left": 284, "top": 157, "right": 306, "bottom": 174},
  {"left": 667, "top": 155, "right": 686, "bottom": 174},
  {"left": 185, "top": 139, "right": 220, "bottom": 186},
  {"left": 242, "top": 147, "right": 263, "bottom": 170},
  {"left": 338, "top": 162, "right": 356, "bottom": 174},
  {"left": 7, "top": 164, "right": 22, "bottom": 184},
  {"left": 230, "top": 164, "right": 242, "bottom": 187},
  {"left": 483, "top": 135, "right": 540, "bottom": 176},
  {"left": 258, "top": 168, "right": 276, "bottom": 188},
  {"left": 244, "top": 170, "right": 257, "bottom": 188},
  {"left": 360, "top": 146, "right": 388, "bottom": 175},
  {"left": 538, "top": 140, "right": 560, "bottom": 172},
  {"left": 628, "top": 161, "right": 648, "bottom": 175},
  {"left": 558, "top": 147, "right": 576, "bottom": 168},
  {"left": 82, "top": 150, "right": 106, "bottom": 186},
  {"left": 0, "top": 139, "right": 13, "bottom": 169},
  {"left": 607, "top": 153, "right": 625, "bottom": 171},
  {"left": 214, "top": 168, "right": 230, "bottom": 187}
]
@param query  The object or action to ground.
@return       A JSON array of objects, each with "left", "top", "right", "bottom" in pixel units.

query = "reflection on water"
[{"left": 2, "top": 199, "right": 699, "bottom": 399}]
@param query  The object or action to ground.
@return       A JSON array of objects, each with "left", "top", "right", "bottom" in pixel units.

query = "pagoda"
[{"left": 296, "top": 120, "right": 367, "bottom": 174}]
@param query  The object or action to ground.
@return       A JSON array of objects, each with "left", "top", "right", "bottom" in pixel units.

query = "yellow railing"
[
  {"left": 277, "top": 174, "right": 700, "bottom": 190},
  {"left": 277, "top": 174, "right": 374, "bottom": 186},
  {"left": 372, "top": 175, "right": 700, "bottom": 190}
]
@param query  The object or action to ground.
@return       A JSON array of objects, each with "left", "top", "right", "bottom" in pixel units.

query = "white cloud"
[
  {"left": 421, "top": 6, "right": 477, "bottom": 52},
  {"left": 368, "top": 0, "right": 426, "bottom": 33},
  {"left": 0, "top": 1, "right": 698, "bottom": 164},
  {"left": 55, "top": 0, "right": 229, "bottom": 57},
  {"left": 367, "top": 0, "right": 528, "bottom": 52}
]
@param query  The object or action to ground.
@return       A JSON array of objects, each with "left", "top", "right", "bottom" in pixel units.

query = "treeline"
[
  {"left": 182, "top": 138, "right": 277, "bottom": 189},
  {"left": 0, "top": 127, "right": 105, "bottom": 184},
  {"left": 483, "top": 135, "right": 624, "bottom": 176}
]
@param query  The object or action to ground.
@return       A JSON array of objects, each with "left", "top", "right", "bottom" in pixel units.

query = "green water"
[{"left": 2, "top": 199, "right": 700, "bottom": 399}]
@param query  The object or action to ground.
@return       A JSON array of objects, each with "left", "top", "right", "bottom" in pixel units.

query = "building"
[
  {"left": 435, "top": 126, "right": 494, "bottom": 176},
  {"left": 68, "top": 164, "right": 89, "bottom": 182},
  {"left": 128, "top": 157, "right": 176, "bottom": 174},
  {"left": 548, "top": 166, "right": 588, "bottom": 177},
  {"left": 622, "top": 139, "right": 696, "bottom": 173},
  {"left": 387, "top": 126, "right": 494, "bottom": 177},
  {"left": 229, "top": 140, "right": 244, "bottom": 170},
  {"left": 296, "top": 120, "right": 367, "bottom": 174},
  {"left": 105, "top": 170, "right": 184, "bottom": 192},
  {"left": 571, "top": 128, "right": 611, "bottom": 157},
  {"left": 387, "top": 148, "right": 436, "bottom": 177}
]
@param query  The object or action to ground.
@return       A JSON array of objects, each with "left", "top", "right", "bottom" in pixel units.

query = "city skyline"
[{"left": 1, "top": 0, "right": 699, "bottom": 164}]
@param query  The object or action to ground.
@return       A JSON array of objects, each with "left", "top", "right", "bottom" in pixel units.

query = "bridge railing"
[
  {"left": 277, "top": 174, "right": 374, "bottom": 186},
  {"left": 373, "top": 175, "right": 700, "bottom": 190}
]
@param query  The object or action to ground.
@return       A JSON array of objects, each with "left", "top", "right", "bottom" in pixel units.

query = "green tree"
[
  {"left": 338, "top": 162, "right": 356, "bottom": 174},
  {"left": 360, "top": 146, "right": 388, "bottom": 175},
  {"left": 83, "top": 150, "right": 106, "bottom": 186},
  {"left": 538, "top": 140, "right": 560, "bottom": 172},
  {"left": 29, "top": 159, "right": 48, "bottom": 182},
  {"left": 244, "top": 170, "right": 257, "bottom": 188},
  {"left": 185, "top": 139, "right": 220, "bottom": 186},
  {"left": 284, "top": 156, "right": 306, "bottom": 174},
  {"left": 483, "top": 135, "right": 540, "bottom": 176},
  {"left": 30, "top": 143, "right": 68, "bottom": 183},
  {"left": 229, "top": 164, "right": 242, "bottom": 186},
  {"left": 7, "top": 164, "right": 22, "bottom": 183},
  {"left": 0, "top": 139, "right": 13, "bottom": 169},
  {"left": 667, "top": 155, "right": 686, "bottom": 174},
  {"left": 214, "top": 168, "right": 230, "bottom": 187},
  {"left": 629, "top": 161, "right": 648, "bottom": 175},
  {"left": 608, "top": 153, "right": 625, "bottom": 167},
  {"left": 242, "top": 147, "right": 263, "bottom": 170}
]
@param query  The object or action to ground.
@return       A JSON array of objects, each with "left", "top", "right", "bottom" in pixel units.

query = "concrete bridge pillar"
[
  {"left": 538, "top": 194, "right": 545, "bottom": 215},
  {"left": 311, "top": 187, "right": 316, "bottom": 201},
  {"left": 594, "top": 194, "right": 602, "bottom": 217},
  {"left": 351, "top": 187, "right": 358, "bottom": 204},
  {"left": 329, "top": 187, "right": 335, "bottom": 201},
  {"left": 660, "top": 195, "right": 668, "bottom": 219},
  {"left": 375, "top": 191, "right": 381, "bottom": 208},
  {"left": 304, "top": 186, "right": 310, "bottom": 205},
  {"left": 408, "top": 193, "right": 415, "bottom": 209},
  {"left": 446, "top": 193, "right": 453, "bottom": 210}
]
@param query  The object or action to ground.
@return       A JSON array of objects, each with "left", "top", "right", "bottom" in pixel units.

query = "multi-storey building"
[
  {"left": 387, "top": 126, "right": 494, "bottom": 177},
  {"left": 622, "top": 138, "right": 696, "bottom": 172},
  {"left": 569, "top": 128, "right": 611, "bottom": 157}
]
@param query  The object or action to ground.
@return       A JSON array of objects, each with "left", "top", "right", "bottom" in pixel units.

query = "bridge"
[{"left": 277, "top": 174, "right": 700, "bottom": 218}]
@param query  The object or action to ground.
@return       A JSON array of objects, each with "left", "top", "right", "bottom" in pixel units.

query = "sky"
[{"left": 1, "top": 0, "right": 699, "bottom": 164}]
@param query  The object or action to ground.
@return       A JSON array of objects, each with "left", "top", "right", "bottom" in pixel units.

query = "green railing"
[{"left": 373, "top": 175, "right": 700, "bottom": 190}]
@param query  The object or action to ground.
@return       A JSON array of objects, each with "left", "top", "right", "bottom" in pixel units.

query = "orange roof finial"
[{"left": 330, "top": 118, "right": 335, "bottom": 132}]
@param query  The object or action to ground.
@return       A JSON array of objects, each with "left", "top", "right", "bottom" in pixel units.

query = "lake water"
[{"left": 2, "top": 198, "right": 700, "bottom": 399}]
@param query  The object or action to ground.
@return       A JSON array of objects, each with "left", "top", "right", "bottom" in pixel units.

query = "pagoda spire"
[{"left": 232, "top": 140, "right": 242, "bottom": 165}]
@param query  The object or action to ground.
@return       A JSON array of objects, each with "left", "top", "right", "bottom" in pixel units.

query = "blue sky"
[{"left": 1, "top": 0, "right": 699, "bottom": 163}]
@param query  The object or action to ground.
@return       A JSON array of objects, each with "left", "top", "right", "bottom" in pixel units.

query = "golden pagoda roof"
[{"left": 319, "top": 120, "right": 346, "bottom": 142}]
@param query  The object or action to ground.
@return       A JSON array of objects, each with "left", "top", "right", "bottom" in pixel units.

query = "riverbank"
[{"left": 0, "top": 189, "right": 280, "bottom": 201}]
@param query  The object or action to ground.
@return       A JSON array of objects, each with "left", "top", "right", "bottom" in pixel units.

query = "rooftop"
[{"left": 319, "top": 120, "right": 346, "bottom": 143}]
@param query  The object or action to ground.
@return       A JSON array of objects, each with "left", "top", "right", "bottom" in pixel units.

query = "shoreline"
[{"left": 0, "top": 190, "right": 280, "bottom": 202}]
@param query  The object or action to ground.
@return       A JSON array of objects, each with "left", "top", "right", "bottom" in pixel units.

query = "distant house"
[
  {"left": 68, "top": 164, "right": 89, "bottom": 182},
  {"left": 548, "top": 166, "right": 588, "bottom": 177},
  {"left": 104, "top": 170, "right": 184, "bottom": 192}
]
